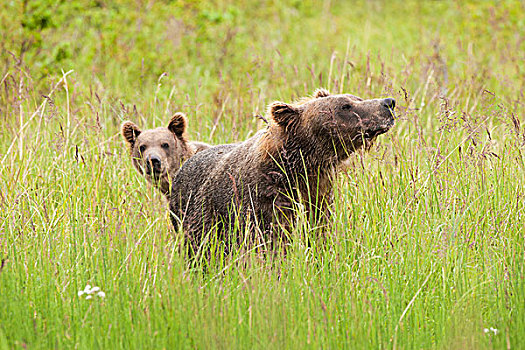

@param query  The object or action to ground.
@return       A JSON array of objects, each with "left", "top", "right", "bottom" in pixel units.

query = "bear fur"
[
  {"left": 122, "top": 113, "right": 210, "bottom": 196},
  {"left": 169, "top": 89, "right": 396, "bottom": 252}
]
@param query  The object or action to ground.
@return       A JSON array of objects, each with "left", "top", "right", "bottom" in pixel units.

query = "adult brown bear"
[{"left": 169, "top": 89, "right": 395, "bottom": 253}]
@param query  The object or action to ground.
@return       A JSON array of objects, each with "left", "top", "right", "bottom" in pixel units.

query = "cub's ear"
[
  {"left": 168, "top": 112, "right": 187, "bottom": 138},
  {"left": 314, "top": 88, "right": 330, "bottom": 98},
  {"left": 121, "top": 121, "right": 141, "bottom": 147},
  {"left": 270, "top": 102, "right": 299, "bottom": 127}
]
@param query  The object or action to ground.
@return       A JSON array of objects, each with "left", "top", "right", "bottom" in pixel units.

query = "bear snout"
[
  {"left": 145, "top": 155, "right": 162, "bottom": 175},
  {"left": 381, "top": 97, "right": 396, "bottom": 126},
  {"left": 382, "top": 98, "right": 396, "bottom": 110}
]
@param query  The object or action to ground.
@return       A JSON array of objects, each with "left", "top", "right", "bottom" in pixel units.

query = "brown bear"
[
  {"left": 122, "top": 113, "right": 210, "bottom": 196},
  {"left": 169, "top": 89, "right": 396, "bottom": 253}
]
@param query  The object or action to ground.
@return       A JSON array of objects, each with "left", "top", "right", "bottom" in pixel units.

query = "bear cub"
[{"left": 122, "top": 113, "right": 210, "bottom": 196}]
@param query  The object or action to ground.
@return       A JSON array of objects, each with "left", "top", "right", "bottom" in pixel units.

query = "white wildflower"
[
  {"left": 484, "top": 327, "right": 498, "bottom": 335},
  {"left": 78, "top": 284, "right": 106, "bottom": 300}
]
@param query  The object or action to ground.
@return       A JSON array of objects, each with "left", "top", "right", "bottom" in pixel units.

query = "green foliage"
[{"left": 0, "top": 0, "right": 524, "bottom": 348}]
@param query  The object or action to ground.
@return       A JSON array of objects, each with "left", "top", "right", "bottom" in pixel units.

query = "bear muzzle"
[
  {"left": 382, "top": 98, "right": 396, "bottom": 110},
  {"left": 145, "top": 155, "right": 163, "bottom": 177},
  {"left": 361, "top": 98, "right": 396, "bottom": 140}
]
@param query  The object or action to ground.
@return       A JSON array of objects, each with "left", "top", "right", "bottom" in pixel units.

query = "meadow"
[{"left": 1, "top": 0, "right": 524, "bottom": 348}]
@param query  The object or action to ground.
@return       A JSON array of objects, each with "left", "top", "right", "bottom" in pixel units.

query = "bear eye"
[
  {"left": 139, "top": 145, "right": 146, "bottom": 154},
  {"left": 342, "top": 104, "right": 352, "bottom": 110},
  {"left": 161, "top": 143, "right": 170, "bottom": 149}
]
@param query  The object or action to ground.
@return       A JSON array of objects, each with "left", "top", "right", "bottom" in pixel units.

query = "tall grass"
[{"left": 1, "top": 0, "right": 524, "bottom": 348}]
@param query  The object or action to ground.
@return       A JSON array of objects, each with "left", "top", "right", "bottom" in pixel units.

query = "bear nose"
[
  {"left": 146, "top": 155, "right": 162, "bottom": 173},
  {"left": 382, "top": 98, "right": 396, "bottom": 109}
]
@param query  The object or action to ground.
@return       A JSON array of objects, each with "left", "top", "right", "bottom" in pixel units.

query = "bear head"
[
  {"left": 269, "top": 89, "right": 395, "bottom": 161},
  {"left": 122, "top": 113, "right": 191, "bottom": 194}
]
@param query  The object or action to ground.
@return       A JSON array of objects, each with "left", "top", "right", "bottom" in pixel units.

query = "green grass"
[{"left": 1, "top": 0, "right": 524, "bottom": 348}]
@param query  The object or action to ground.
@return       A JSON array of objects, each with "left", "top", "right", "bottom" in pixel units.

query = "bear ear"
[
  {"left": 314, "top": 88, "right": 330, "bottom": 98},
  {"left": 121, "top": 121, "right": 141, "bottom": 147},
  {"left": 167, "top": 112, "right": 187, "bottom": 138},
  {"left": 270, "top": 102, "right": 300, "bottom": 127}
]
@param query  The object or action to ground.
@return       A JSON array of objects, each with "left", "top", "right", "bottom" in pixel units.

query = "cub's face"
[
  {"left": 270, "top": 89, "right": 396, "bottom": 158},
  {"left": 122, "top": 113, "right": 190, "bottom": 195}
]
